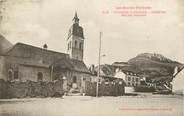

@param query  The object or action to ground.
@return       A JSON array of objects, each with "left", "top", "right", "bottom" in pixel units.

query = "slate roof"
[
  {"left": 95, "top": 64, "right": 116, "bottom": 78},
  {"left": 19, "top": 62, "right": 50, "bottom": 68},
  {"left": 5, "top": 43, "right": 69, "bottom": 58},
  {"left": 4, "top": 43, "right": 69, "bottom": 65},
  {"left": 3, "top": 42, "right": 90, "bottom": 73},
  {"left": 52, "top": 58, "right": 90, "bottom": 73},
  {"left": 94, "top": 64, "right": 141, "bottom": 79}
]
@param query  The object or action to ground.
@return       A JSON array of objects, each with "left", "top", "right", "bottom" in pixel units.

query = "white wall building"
[
  {"left": 115, "top": 68, "right": 141, "bottom": 87},
  {"left": 172, "top": 67, "right": 184, "bottom": 94}
]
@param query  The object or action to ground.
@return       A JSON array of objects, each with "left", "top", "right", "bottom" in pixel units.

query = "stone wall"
[
  {"left": 0, "top": 79, "right": 63, "bottom": 99},
  {"left": 85, "top": 81, "right": 125, "bottom": 96},
  {"left": 0, "top": 56, "right": 6, "bottom": 80}
]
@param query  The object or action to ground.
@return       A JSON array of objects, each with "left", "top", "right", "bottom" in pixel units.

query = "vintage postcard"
[{"left": 0, "top": 0, "right": 184, "bottom": 116}]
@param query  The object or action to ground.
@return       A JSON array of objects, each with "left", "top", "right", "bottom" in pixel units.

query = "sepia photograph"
[{"left": 0, "top": 0, "right": 184, "bottom": 116}]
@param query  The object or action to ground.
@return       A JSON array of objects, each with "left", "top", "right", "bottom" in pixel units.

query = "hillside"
[{"left": 127, "top": 53, "right": 183, "bottom": 81}]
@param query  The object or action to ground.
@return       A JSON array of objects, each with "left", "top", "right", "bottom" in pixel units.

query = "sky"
[{"left": 0, "top": 0, "right": 184, "bottom": 66}]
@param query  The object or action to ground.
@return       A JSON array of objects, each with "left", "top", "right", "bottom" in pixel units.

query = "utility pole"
[{"left": 96, "top": 32, "right": 102, "bottom": 97}]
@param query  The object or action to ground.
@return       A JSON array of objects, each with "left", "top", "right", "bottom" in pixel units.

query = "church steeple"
[
  {"left": 67, "top": 12, "right": 85, "bottom": 61},
  {"left": 72, "top": 12, "right": 79, "bottom": 24}
]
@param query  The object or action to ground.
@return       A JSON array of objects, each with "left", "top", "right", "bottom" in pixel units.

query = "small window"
[
  {"left": 70, "top": 41, "right": 72, "bottom": 48},
  {"left": 89, "top": 77, "right": 92, "bottom": 82},
  {"left": 79, "top": 42, "right": 83, "bottom": 50},
  {"left": 105, "top": 79, "right": 109, "bottom": 82},
  {"left": 136, "top": 78, "right": 139, "bottom": 82},
  {"left": 37, "top": 72, "right": 43, "bottom": 81},
  {"left": 68, "top": 43, "right": 70, "bottom": 50},
  {"left": 132, "top": 77, "right": 135, "bottom": 82},
  {"left": 128, "top": 76, "right": 131, "bottom": 81},
  {"left": 8, "top": 70, "right": 13, "bottom": 81},
  {"left": 73, "top": 76, "right": 77, "bottom": 83},
  {"left": 128, "top": 82, "right": 131, "bottom": 85},
  {"left": 14, "top": 71, "right": 19, "bottom": 80},
  {"left": 75, "top": 40, "right": 77, "bottom": 48},
  {"left": 68, "top": 43, "right": 69, "bottom": 50}
]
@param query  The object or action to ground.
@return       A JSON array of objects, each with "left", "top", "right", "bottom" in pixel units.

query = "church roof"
[
  {"left": 4, "top": 42, "right": 69, "bottom": 65},
  {"left": 4, "top": 42, "right": 90, "bottom": 73},
  {"left": 19, "top": 61, "right": 50, "bottom": 68},
  {"left": 5, "top": 42, "right": 68, "bottom": 56},
  {"left": 68, "top": 23, "right": 84, "bottom": 39},
  {"left": 52, "top": 58, "right": 90, "bottom": 73},
  {"left": 68, "top": 12, "right": 84, "bottom": 39}
]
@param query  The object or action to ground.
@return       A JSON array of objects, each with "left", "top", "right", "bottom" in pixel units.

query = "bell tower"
[{"left": 67, "top": 12, "right": 84, "bottom": 61}]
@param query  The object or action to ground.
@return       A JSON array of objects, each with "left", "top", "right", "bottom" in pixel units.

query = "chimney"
[{"left": 43, "top": 44, "right": 48, "bottom": 50}]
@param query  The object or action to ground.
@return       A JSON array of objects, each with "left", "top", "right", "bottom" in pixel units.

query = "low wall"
[
  {"left": 0, "top": 79, "right": 63, "bottom": 99},
  {"left": 85, "top": 81, "right": 125, "bottom": 96}
]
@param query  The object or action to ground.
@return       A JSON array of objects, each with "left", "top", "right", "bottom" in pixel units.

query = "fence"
[
  {"left": 85, "top": 81, "right": 125, "bottom": 96},
  {"left": 0, "top": 79, "right": 63, "bottom": 99}
]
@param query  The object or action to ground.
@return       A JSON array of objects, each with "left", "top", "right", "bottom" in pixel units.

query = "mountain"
[{"left": 127, "top": 53, "right": 183, "bottom": 81}]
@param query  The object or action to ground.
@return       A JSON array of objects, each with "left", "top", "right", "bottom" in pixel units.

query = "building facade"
[
  {"left": 115, "top": 68, "right": 141, "bottom": 87},
  {"left": 172, "top": 67, "right": 184, "bottom": 94},
  {"left": 0, "top": 13, "right": 91, "bottom": 94}
]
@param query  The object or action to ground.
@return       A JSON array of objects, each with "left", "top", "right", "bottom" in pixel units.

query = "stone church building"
[{"left": 0, "top": 13, "right": 91, "bottom": 93}]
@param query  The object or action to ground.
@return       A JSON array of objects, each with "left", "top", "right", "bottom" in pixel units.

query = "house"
[
  {"left": 90, "top": 63, "right": 141, "bottom": 85},
  {"left": 112, "top": 62, "right": 141, "bottom": 87},
  {"left": 172, "top": 66, "right": 184, "bottom": 94},
  {"left": 87, "top": 64, "right": 126, "bottom": 96},
  {"left": 0, "top": 12, "right": 91, "bottom": 94},
  {"left": 115, "top": 68, "right": 141, "bottom": 87},
  {"left": 110, "top": 62, "right": 143, "bottom": 93},
  {"left": 92, "top": 64, "right": 118, "bottom": 82}
]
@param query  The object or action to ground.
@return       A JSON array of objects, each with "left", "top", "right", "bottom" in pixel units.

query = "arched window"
[
  {"left": 68, "top": 43, "right": 69, "bottom": 50},
  {"left": 128, "top": 76, "right": 131, "bottom": 81},
  {"left": 73, "top": 76, "right": 77, "bottom": 83},
  {"left": 8, "top": 70, "right": 13, "bottom": 81},
  {"left": 70, "top": 41, "right": 72, "bottom": 48},
  {"left": 37, "top": 72, "right": 43, "bottom": 81},
  {"left": 14, "top": 71, "right": 19, "bottom": 80},
  {"left": 79, "top": 42, "right": 83, "bottom": 50},
  {"left": 75, "top": 40, "right": 77, "bottom": 48}
]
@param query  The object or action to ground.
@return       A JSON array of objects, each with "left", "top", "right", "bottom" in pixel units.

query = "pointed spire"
[
  {"left": 73, "top": 11, "right": 79, "bottom": 24},
  {"left": 74, "top": 11, "right": 78, "bottom": 19}
]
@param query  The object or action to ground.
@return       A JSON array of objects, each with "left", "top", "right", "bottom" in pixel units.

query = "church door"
[{"left": 72, "top": 76, "right": 77, "bottom": 88}]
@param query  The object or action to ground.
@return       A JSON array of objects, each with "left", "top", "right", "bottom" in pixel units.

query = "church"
[{"left": 0, "top": 12, "right": 91, "bottom": 94}]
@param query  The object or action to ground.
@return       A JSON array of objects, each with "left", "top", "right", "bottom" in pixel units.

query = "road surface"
[{"left": 0, "top": 95, "right": 183, "bottom": 116}]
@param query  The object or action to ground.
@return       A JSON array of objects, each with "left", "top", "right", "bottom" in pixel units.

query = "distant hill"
[{"left": 127, "top": 53, "right": 183, "bottom": 81}]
